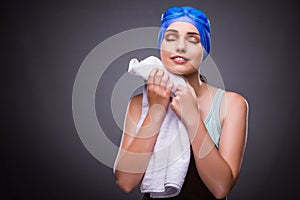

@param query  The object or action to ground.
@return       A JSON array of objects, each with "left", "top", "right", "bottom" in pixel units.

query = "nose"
[{"left": 176, "top": 36, "right": 186, "bottom": 53}]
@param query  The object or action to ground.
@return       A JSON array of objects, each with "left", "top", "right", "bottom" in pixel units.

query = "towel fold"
[
  {"left": 128, "top": 56, "right": 190, "bottom": 198},
  {"left": 128, "top": 56, "right": 186, "bottom": 93}
]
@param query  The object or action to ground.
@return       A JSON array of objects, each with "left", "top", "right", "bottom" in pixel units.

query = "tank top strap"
[{"left": 211, "top": 88, "right": 225, "bottom": 132}]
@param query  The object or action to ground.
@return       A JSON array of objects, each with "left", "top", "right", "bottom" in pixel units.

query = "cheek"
[
  {"left": 190, "top": 46, "right": 203, "bottom": 66},
  {"left": 160, "top": 40, "right": 176, "bottom": 56},
  {"left": 160, "top": 48, "right": 172, "bottom": 66}
]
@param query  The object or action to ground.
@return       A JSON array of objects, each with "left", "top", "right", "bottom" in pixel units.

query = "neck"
[{"left": 183, "top": 71, "right": 207, "bottom": 98}]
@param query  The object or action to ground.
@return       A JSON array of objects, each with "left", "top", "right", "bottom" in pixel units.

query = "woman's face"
[{"left": 160, "top": 21, "right": 203, "bottom": 75}]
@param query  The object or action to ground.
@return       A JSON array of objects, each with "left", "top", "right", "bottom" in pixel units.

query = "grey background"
[{"left": 2, "top": 0, "right": 299, "bottom": 199}]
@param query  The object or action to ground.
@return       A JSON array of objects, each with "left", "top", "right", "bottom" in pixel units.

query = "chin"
[{"left": 165, "top": 64, "right": 197, "bottom": 76}]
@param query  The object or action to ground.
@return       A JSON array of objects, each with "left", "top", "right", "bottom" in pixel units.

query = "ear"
[{"left": 128, "top": 58, "right": 139, "bottom": 72}]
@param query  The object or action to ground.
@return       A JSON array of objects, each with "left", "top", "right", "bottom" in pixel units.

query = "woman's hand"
[
  {"left": 147, "top": 68, "right": 173, "bottom": 118},
  {"left": 170, "top": 83, "right": 200, "bottom": 128}
]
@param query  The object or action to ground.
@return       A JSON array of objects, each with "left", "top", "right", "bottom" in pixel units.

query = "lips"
[{"left": 170, "top": 55, "right": 189, "bottom": 64}]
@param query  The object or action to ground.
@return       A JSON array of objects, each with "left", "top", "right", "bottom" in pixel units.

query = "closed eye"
[
  {"left": 187, "top": 35, "right": 200, "bottom": 44},
  {"left": 165, "top": 33, "right": 178, "bottom": 42}
]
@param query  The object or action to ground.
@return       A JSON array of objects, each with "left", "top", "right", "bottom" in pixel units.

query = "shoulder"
[
  {"left": 206, "top": 84, "right": 248, "bottom": 107},
  {"left": 224, "top": 91, "right": 248, "bottom": 109},
  {"left": 223, "top": 90, "right": 249, "bottom": 117}
]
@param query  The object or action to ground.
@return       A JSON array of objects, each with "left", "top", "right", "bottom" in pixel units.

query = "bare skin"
[{"left": 114, "top": 22, "right": 248, "bottom": 199}]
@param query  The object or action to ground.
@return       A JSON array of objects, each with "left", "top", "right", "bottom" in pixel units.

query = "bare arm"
[
  {"left": 114, "top": 69, "right": 173, "bottom": 192},
  {"left": 171, "top": 87, "right": 249, "bottom": 199}
]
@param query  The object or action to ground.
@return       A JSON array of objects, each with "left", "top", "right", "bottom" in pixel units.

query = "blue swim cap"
[{"left": 158, "top": 6, "right": 211, "bottom": 60}]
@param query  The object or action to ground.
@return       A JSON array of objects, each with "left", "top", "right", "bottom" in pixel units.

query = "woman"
[{"left": 114, "top": 6, "right": 248, "bottom": 199}]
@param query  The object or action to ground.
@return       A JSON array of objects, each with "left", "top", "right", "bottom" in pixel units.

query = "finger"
[
  {"left": 155, "top": 69, "right": 164, "bottom": 85},
  {"left": 174, "top": 90, "right": 183, "bottom": 97},
  {"left": 148, "top": 68, "right": 158, "bottom": 84},
  {"left": 186, "top": 82, "right": 194, "bottom": 91},
  {"left": 160, "top": 73, "right": 169, "bottom": 88},
  {"left": 170, "top": 98, "right": 179, "bottom": 113},
  {"left": 166, "top": 81, "right": 174, "bottom": 95},
  {"left": 170, "top": 101, "right": 175, "bottom": 111},
  {"left": 176, "top": 84, "right": 187, "bottom": 91}
]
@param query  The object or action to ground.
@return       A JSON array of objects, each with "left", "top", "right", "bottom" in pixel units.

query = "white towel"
[{"left": 128, "top": 56, "right": 191, "bottom": 198}]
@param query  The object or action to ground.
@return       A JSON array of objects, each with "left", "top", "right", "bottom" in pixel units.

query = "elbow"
[
  {"left": 210, "top": 170, "right": 236, "bottom": 199},
  {"left": 115, "top": 176, "right": 135, "bottom": 193},
  {"left": 214, "top": 191, "right": 228, "bottom": 200},
  {"left": 211, "top": 184, "right": 231, "bottom": 199},
  {"left": 117, "top": 182, "right": 134, "bottom": 193}
]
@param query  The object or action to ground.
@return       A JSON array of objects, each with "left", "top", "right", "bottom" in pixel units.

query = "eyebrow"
[
  {"left": 165, "top": 29, "right": 200, "bottom": 35},
  {"left": 165, "top": 29, "right": 178, "bottom": 33}
]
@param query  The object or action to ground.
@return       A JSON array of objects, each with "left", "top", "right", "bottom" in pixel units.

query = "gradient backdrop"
[{"left": 2, "top": 0, "right": 300, "bottom": 199}]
